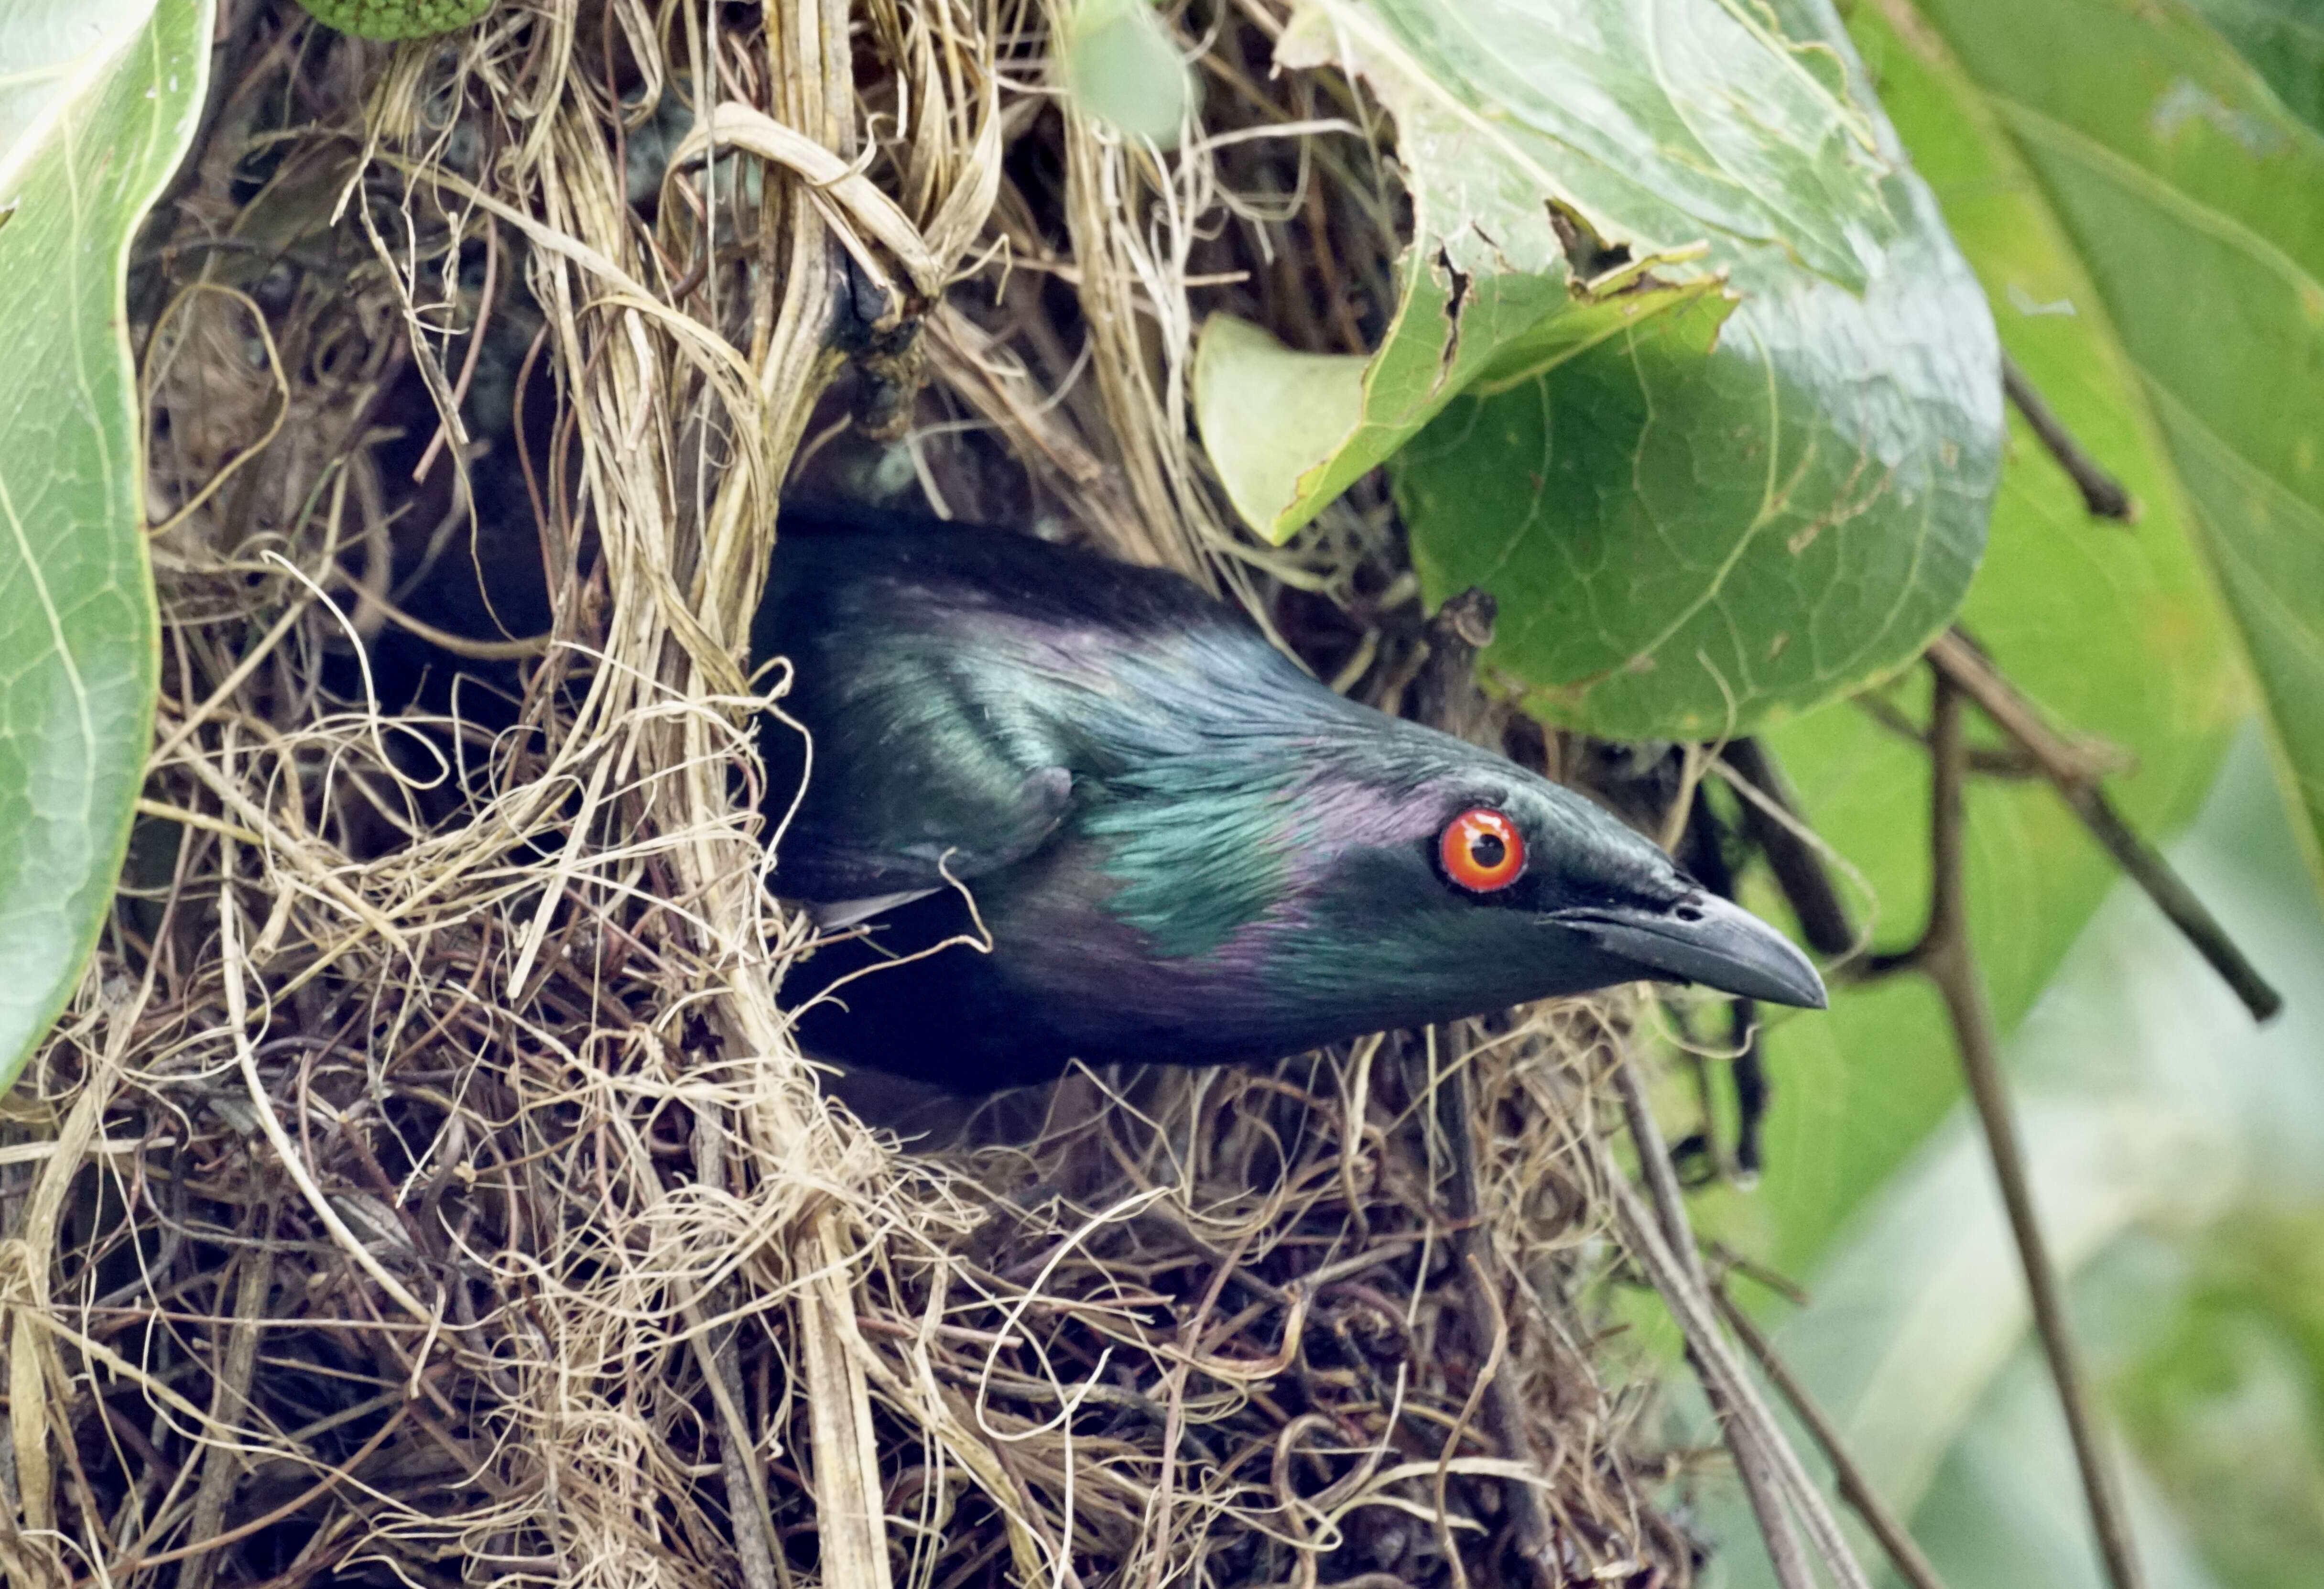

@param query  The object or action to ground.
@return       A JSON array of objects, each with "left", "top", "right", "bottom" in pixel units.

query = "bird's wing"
[
  {"left": 756, "top": 517, "right": 1175, "bottom": 918},
  {"left": 772, "top": 762, "right": 1074, "bottom": 910}
]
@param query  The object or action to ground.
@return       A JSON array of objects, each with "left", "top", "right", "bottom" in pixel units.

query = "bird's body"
[{"left": 755, "top": 510, "right": 1823, "bottom": 1090}]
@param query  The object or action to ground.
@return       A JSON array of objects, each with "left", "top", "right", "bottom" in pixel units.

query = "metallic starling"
[{"left": 755, "top": 509, "right": 1825, "bottom": 1090}]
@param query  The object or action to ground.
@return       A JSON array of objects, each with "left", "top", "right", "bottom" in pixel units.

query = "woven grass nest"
[{"left": 0, "top": 5, "right": 1780, "bottom": 1586}]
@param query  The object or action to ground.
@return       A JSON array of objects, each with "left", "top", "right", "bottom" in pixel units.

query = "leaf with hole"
[
  {"left": 1194, "top": 0, "right": 1935, "bottom": 551},
  {"left": 1383, "top": 0, "right": 2004, "bottom": 740}
]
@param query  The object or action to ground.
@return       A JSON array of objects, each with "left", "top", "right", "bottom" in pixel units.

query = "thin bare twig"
[
  {"left": 1611, "top": 1064, "right": 1872, "bottom": 1589},
  {"left": 1709, "top": 1275, "right": 1951, "bottom": 1589},
  {"left": 1412, "top": 598, "right": 1560, "bottom": 1587},
  {"left": 1724, "top": 738, "right": 1856, "bottom": 959},
  {"left": 1915, "top": 672, "right": 2150, "bottom": 1589},
  {"left": 691, "top": 1115, "right": 783, "bottom": 1589},
  {"left": 175, "top": 1222, "right": 276, "bottom": 1589},
  {"left": 2003, "top": 357, "right": 2137, "bottom": 522},
  {"left": 1928, "top": 629, "right": 2280, "bottom": 1022}
]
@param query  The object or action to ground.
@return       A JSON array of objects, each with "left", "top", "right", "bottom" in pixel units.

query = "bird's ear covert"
[{"left": 1439, "top": 807, "right": 1526, "bottom": 892}]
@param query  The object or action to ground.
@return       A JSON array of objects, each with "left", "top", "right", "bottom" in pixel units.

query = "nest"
[{"left": 0, "top": 4, "right": 1755, "bottom": 1586}]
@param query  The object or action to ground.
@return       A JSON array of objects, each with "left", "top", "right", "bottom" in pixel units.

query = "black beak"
[{"left": 1552, "top": 891, "right": 1828, "bottom": 1009}]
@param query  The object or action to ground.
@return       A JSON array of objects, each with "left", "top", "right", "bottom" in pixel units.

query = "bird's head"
[{"left": 1150, "top": 719, "right": 1830, "bottom": 1043}]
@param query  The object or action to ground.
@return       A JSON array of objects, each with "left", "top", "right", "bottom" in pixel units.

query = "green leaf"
[
  {"left": 1059, "top": 0, "right": 1194, "bottom": 148},
  {"left": 0, "top": 0, "right": 155, "bottom": 154},
  {"left": 1387, "top": 13, "right": 2001, "bottom": 738},
  {"left": 1721, "top": 0, "right": 2245, "bottom": 1275},
  {"left": 1193, "top": 279, "right": 1723, "bottom": 550},
  {"left": 1195, "top": 0, "right": 1919, "bottom": 544},
  {"left": 0, "top": 0, "right": 211, "bottom": 1091},
  {"left": 1898, "top": 0, "right": 2324, "bottom": 894},
  {"left": 1192, "top": 320, "right": 1368, "bottom": 555},
  {"left": 2184, "top": 0, "right": 2324, "bottom": 139}
]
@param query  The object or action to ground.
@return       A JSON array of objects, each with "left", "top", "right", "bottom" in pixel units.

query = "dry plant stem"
[
  {"left": 1608, "top": 1064, "right": 1827, "bottom": 1589},
  {"left": 1916, "top": 674, "right": 2149, "bottom": 1589},
  {"left": 692, "top": 1116, "right": 782, "bottom": 1589},
  {"left": 1708, "top": 1283, "right": 1951, "bottom": 1589},
  {"left": 112, "top": 1407, "right": 413, "bottom": 1575},
  {"left": 2001, "top": 357, "right": 2136, "bottom": 521},
  {"left": 177, "top": 1231, "right": 276, "bottom": 1589},
  {"left": 1432, "top": 1035, "right": 1558, "bottom": 1589},
  {"left": 622, "top": 6, "right": 912, "bottom": 1585},
  {"left": 1926, "top": 630, "right": 2281, "bottom": 1022},
  {"left": 6, "top": 1044, "right": 129, "bottom": 1545},
  {"left": 1045, "top": 0, "right": 1235, "bottom": 585},
  {"left": 1723, "top": 739, "right": 1855, "bottom": 958},
  {"left": 1598, "top": 1157, "right": 1873, "bottom": 1589}
]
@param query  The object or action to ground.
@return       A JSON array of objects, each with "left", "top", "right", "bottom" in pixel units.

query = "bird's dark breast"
[{"left": 785, "top": 896, "right": 1091, "bottom": 1090}]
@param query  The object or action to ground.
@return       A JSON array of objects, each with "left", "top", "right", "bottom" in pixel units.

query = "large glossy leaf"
[
  {"left": 0, "top": 0, "right": 153, "bottom": 152},
  {"left": 2184, "top": 0, "right": 2324, "bottom": 139},
  {"left": 1193, "top": 0, "right": 1920, "bottom": 546},
  {"left": 0, "top": 0, "right": 210, "bottom": 1090},
  {"left": 1899, "top": 0, "right": 2324, "bottom": 892},
  {"left": 1386, "top": 4, "right": 2002, "bottom": 739},
  {"left": 1718, "top": 0, "right": 2245, "bottom": 1276}
]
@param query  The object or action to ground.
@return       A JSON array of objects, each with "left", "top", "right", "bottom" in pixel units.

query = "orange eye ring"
[{"left": 1440, "top": 808, "right": 1526, "bottom": 892}]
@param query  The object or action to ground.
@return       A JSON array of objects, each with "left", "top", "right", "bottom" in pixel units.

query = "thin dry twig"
[
  {"left": 1708, "top": 1273, "right": 1952, "bottom": 1589},
  {"left": 1926, "top": 629, "right": 2281, "bottom": 1022},
  {"left": 1434, "top": 1036, "right": 1559, "bottom": 1589},
  {"left": 1610, "top": 1065, "right": 1850, "bottom": 1589},
  {"left": 1719, "top": 739, "right": 1856, "bottom": 960},
  {"left": 1904, "top": 672, "right": 2151, "bottom": 1589},
  {"left": 2002, "top": 357, "right": 2137, "bottom": 522}
]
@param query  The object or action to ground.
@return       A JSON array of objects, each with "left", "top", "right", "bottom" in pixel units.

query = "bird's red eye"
[{"left": 1440, "top": 808, "right": 1525, "bottom": 892}]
